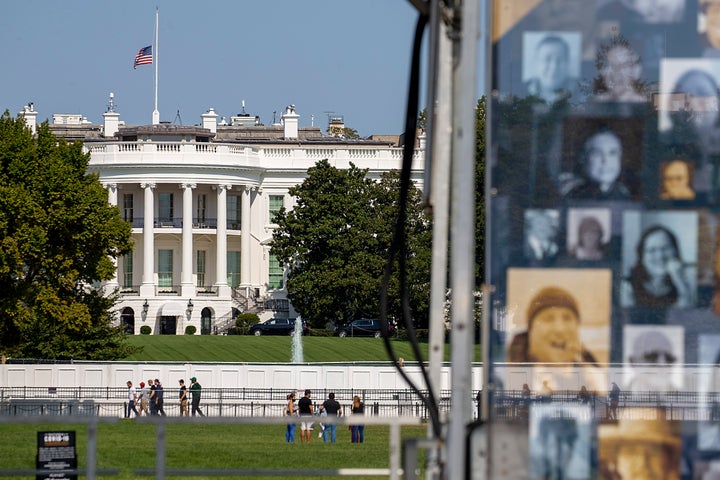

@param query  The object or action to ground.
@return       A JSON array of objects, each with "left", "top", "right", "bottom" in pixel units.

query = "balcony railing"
[
  {"left": 86, "top": 142, "right": 424, "bottom": 167},
  {"left": 154, "top": 217, "right": 181, "bottom": 228},
  {"left": 196, "top": 286, "right": 218, "bottom": 296},
  {"left": 156, "top": 285, "right": 180, "bottom": 295},
  {"left": 123, "top": 217, "right": 235, "bottom": 230},
  {"left": 118, "top": 286, "right": 141, "bottom": 296}
]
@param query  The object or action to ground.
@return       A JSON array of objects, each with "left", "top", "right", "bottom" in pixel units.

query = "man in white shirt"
[{"left": 126, "top": 380, "right": 139, "bottom": 418}]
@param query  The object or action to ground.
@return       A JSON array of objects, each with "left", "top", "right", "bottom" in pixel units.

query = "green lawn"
[
  {"left": 123, "top": 335, "right": 482, "bottom": 363},
  {"left": 0, "top": 421, "right": 427, "bottom": 480}
]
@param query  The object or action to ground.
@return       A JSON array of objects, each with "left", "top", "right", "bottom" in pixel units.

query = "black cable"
[{"left": 379, "top": 10, "right": 441, "bottom": 438}]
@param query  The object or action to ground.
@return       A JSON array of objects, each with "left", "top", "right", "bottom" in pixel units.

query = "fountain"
[{"left": 291, "top": 316, "right": 304, "bottom": 363}]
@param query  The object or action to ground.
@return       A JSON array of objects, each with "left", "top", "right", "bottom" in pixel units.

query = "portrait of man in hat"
[
  {"left": 598, "top": 410, "right": 681, "bottom": 480},
  {"left": 505, "top": 268, "right": 611, "bottom": 393},
  {"left": 506, "top": 268, "right": 611, "bottom": 365}
]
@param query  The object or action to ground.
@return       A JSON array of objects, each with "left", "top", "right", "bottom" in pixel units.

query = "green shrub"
[
  {"left": 235, "top": 313, "right": 259, "bottom": 329},
  {"left": 140, "top": 325, "right": 152, "bottom": 335},
  {"left": 227, "top": 326, "right": 248, "bottom": 336},
  {"left": 185, "top": 325, "right": 197, "bottom": 335},
  {"left": 394, "top": 329, "right": 428, "bottom": 341},
  {"left": 310, "top": 328, "right": 334, "bottom": 337}
]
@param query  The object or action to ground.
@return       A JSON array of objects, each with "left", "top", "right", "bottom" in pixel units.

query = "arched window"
[
  {"left": 201, "top": 307, "right": 213, "bottom": 335},
  {"left": 120, "top": 307, "right": 135, "bottom": 335}
]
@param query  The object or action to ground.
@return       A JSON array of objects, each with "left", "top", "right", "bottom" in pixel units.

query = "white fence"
[{"left": 0, "top": 362, "right": 470, "bottom": 391}]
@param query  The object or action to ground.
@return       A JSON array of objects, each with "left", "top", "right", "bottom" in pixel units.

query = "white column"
[
  {"left": 105, "top": 183, "right": 119, "bottom": 288},
  {"left": 140, "top": 183, "right": 156, "bottom": 297},
  {"left": 240, "top": 186, "right": 251, "bottom": 288},
  {"left": 106, "top": 183, "right": 118, "bottom": 207},
  {"left": 181, "top": 183, "right": 196, "bottom": 297},
  {"left": 215, "top": 184, "right": 231, "bottom": 296}
]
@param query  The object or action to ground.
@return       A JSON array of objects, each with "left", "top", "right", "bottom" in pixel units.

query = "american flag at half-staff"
[{"left": 134, "top": 46, "right": 153, "bottom": 69}]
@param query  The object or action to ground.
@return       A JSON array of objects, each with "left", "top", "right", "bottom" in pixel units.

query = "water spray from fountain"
[{"left": 291, "top": 316, "right": 304, "bottom": 363}]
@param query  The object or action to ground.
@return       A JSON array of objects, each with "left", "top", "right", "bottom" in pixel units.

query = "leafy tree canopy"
[
  {"left": 271, "top": 160, "right": 431, "bottom": 329},
  {"left": 327, "top": 126, "right": 362, "bottom": 139},
  {"left": 0, "top": 112, "right": 136, "bottom": 360}
]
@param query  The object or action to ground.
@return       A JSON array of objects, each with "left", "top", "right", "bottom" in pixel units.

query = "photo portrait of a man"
[
  {"left": 659, "top": 159, "right": 696, "bottom": 200},
  {"left": 522, "top": 31, "right": 582, "bottom": 104},
  {"left": 524, "top": 209, "right": 561, "bottom": 264}
]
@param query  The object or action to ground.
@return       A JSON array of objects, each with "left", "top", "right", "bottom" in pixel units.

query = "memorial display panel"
[{"left": 488, "top": 0, "right": 720, "bottom": 477}]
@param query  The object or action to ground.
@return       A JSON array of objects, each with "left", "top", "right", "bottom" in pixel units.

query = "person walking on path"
[
  {"left": 179, "top": 379, "right": 189, "bottom": 416},
  {"left": 190, "top": 377, "right": 205, "bottom": 416},
  {"left": 350, "top": 395, "right": 365, "bottom": 443},
  {"left": 138, "top": 381, "right": 150, "bottom": 415},
  {"left": 319, "top": 392, "right": 342, "bottom": 443},
  {"left": 126, "top": 381, "right": 139, "bottom": 418},
  {"left": 608, "top": 382, "right": 621, "bottom": 420},
  {"left": 154, "top": 379, "right": 166, "bottom": 416},
  {"left": 298, "top": 389, "right": 314, "bottom": 444},
  {"left": 285, "top": 392, "right": 297, "bottom": 443},
  {"left": 148, "top": 379, "right": 157, "bottom": 415}
]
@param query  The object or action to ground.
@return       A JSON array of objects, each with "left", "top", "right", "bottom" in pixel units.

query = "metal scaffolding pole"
[
  {"left": 425, "top": 0, "right": 453, "bottom": 477},
  {"left": 446, "top": 0, "right": 480, "bottom": 478}
]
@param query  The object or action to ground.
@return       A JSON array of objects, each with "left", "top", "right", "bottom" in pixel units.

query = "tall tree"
[
  {"left": 271, "top": 160, "right": 431, "bottom": 328},
  {"left": 0, "top": 112, "right": 136, "bottom": 359},
  {"left": 476, "top": 97, "right": 486, "bottom": 286}
]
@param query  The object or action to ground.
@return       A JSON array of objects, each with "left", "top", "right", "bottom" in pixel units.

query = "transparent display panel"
[{"left": 488, "top": 0, "right": 720, "bottom": 478}]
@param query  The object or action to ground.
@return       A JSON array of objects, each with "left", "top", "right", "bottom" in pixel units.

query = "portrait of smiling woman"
[{"left": 621, "top": 211, "right": 698, "bottom": 308}]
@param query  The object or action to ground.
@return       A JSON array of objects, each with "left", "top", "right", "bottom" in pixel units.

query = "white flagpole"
[{"left": 152, "top": 7, "right": 160, "bottom": 124}]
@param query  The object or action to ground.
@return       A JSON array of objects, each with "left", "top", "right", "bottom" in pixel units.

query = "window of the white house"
[
  {"left": 268, "top": 254, "right": 283, "bottom": 290},
  {"left": 269, "top": 195, "right": 283, "bottom": 223},
  {"left": 158, "top": 249, "right": 173, "bottom": 289},
  {"left": 227, "top": 251, "right": 240, "bottom": 288},
  {"left": 196, "top": 194, "right": 207, "bottom": 225},
  {"left": 158, "top": 193, "right": 173, "bottom": 226},
  {"left": 196, "top": 250, "right": 206, "bottom": 287},
  {"left": 228, "top": 194, "right": 240, "bottom": 229},
  {"left": 123, "top": 251, "right": 133, "bottom": 289},
  {"left": 123, "top": 194, "right": 133, "bottom": 222}
]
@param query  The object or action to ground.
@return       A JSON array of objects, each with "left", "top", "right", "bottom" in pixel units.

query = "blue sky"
[{"left": 0, "top": 1, "right": 426, "bottom": 137}]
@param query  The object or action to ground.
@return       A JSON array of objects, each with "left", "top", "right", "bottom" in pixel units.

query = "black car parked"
[
  {"left": 334, "top": 319, "right": 393, "bottom": 338},
  {"left": 249, "top": 318, "right": 308, "bottom": 336}
]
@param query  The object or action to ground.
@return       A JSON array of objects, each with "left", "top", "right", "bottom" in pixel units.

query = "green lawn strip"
[
  {"left": 123, "top": 336, "right": 481, "bottom": 363},
  {"left": 0, "top": 422, "right": 426, "bottom": 480}
]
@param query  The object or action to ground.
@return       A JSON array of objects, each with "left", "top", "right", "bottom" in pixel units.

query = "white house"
[{"left": 21, "top": 102, "right": 425, "bottom": 335}]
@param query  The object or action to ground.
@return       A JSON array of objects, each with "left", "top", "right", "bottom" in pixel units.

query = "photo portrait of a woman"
[
  {"left": 621, "top": 211, "right": 697, "bottom": 308},
  {"left": 567, "top": 208, "right": 611, "bottom": 261}
]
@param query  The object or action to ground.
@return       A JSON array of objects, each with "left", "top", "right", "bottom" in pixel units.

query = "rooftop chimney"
[
  {"left": 103, "top": 92, "right": 120, "bottom": 138},
  {"left": 18, "top": 103, "right": 38, "bottom": 133},
  {"left": 201, "top": 108, "right": 218, "bottom": 133},
  {"left": 282, "top": 104, "right": 299, "bottom": 139}
]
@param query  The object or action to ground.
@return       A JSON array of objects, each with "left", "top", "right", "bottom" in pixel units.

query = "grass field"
[
  {"left": 0, "top": 421, "right": 427, "bottom": 480},
  {"left": 122, "top": 335, "right": 482, "bottom": 363}
]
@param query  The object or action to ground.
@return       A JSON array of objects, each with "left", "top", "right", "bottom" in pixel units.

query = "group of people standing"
[
  {"left": 125, "top": 377, "right": 204, "bottom": 418},
  {"left": 285, "top": 389, "right": 365, "bottom": 444}
]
